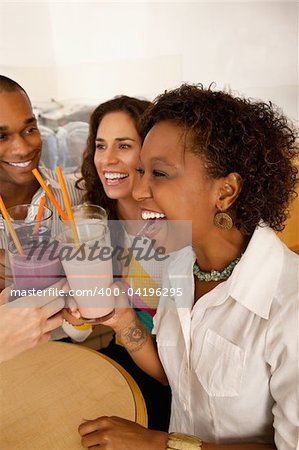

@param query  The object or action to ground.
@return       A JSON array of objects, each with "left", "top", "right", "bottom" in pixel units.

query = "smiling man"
[
  {"left": 0, "top": 75, "right": 83, "bottom": 291},
  {"left": 0, "top": 78, "right": 42, "bottom": 206}
]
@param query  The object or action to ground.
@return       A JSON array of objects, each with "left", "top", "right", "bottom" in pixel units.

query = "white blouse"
[{"left": 153, "top": 225, "right": 298, "bottom": 449}]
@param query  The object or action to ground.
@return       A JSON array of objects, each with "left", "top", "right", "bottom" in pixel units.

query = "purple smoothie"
[{"left": 8, "top": 241, "right": 63, "bottom": 291}]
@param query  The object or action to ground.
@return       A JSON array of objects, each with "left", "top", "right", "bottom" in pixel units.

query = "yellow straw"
[
  {"left": 0, "top": 195, "right": 24, "bottom": 256},
  {"left": 56, "top": 166, "right": 80, "bottom": 245},
  {"left": 32, "top": 196, "right": 46, "bottom": 235},
  {"left": 32, "top": 168, "right": 67, "bottom": 221}
]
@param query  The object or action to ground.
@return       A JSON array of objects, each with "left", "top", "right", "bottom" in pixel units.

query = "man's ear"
[{"left": 215, "top": 172, "right": 243, "bottom": 210}]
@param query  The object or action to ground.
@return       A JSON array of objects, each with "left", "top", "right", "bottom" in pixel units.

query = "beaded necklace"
[{"left": 193, "top": 255, "right": 242, "bottom": 282}]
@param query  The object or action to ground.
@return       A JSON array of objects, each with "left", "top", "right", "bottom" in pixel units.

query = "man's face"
[{"left": 0, "top": 90, "right": 42, "bottom": 187}]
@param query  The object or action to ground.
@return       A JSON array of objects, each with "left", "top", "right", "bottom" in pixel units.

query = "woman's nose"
[
  {"left": 101, "top": 147, "right": 119, "bottom": 166},
  {"left": 132, "top": 174, "right": 152, "bottom": 202}
]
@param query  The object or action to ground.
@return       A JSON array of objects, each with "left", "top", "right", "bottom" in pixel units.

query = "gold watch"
[{"left": 166, "top": 432, "right": 203, "bottom": 449}]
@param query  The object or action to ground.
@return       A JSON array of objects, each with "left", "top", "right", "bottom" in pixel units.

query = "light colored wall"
[{"left": 0, "top": 1, "right": 297, "bottom": 120}]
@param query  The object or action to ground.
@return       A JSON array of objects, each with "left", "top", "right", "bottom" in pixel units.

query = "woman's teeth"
[
  {"left": 104, "top": 172, "right": 129, "bottom": 180},
  {"left": 142, "top": 211, "right": 166, "bottom": 220},
  {"left": 138, "top": 212, "right": 166, "bottom": 237},
  {"left": 8, "top": 160, "right": 32, "bottom": 168}
]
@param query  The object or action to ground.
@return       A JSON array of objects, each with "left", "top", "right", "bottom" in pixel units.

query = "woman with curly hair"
[
  {"left": 78, "top": 84, "right": 298, "bottom": 449},
  {"left": 76, "top": 95, "right": 172, "bottom": 431},
  {"left": 77, "top": 95, "right": 149, "bottom": 220}
]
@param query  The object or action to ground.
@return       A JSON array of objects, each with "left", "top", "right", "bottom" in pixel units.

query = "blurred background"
[
  {"left": 0, "top": 1, "right": 298, "bottom": 252},
  {"left": 0, "top": 1, "right": 297, "bottom": 121}
]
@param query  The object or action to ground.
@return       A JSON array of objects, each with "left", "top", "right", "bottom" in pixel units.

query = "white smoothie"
[
  {"left": 58, "top": 221, "right": 114, "bottom": 319},
  {"left": 62, "top": 249, "right": 113, "bottom": 319}
]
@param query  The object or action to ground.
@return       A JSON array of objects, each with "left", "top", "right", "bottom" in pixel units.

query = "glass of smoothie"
[
  {"left": 6, "top": 203, "right": 53, "bottom": 243},
  {"left": 71, "top": 203, "right": 107, "bottom": 222},
  {"left": 56, "top": 216, "right": 114, "bottom": 323},
  {"left": 8, "top": 235, "right": 64, "bottom": 297},
  {"left": 60, "top": 203, "right": 107, "bottom": 235}
]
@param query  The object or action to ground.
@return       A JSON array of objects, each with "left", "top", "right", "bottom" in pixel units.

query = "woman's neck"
[
  {"left": 192, "top": 227, "right": 251, "bottom": 303},
  {"left": 193, "top": 227, "right": 250, "bottom": 273}
]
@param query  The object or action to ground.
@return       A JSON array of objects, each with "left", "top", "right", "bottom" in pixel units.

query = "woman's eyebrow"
[
  {"left": 115, "top": 137, "right": 136, "bottom": 142},
  {"left": 151, "top": 157, "right": 176, "bottom": 168},
  {"left": 95, "top": 137, "right": 136, "bottom": 142}
]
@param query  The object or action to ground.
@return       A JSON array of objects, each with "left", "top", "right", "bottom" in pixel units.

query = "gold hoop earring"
[{"left": 214, "top": 212, "right": 233, "bottom": 230}]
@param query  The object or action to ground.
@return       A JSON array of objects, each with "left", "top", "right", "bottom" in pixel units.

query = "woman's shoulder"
[{"left": 276, "top": 242, "right": 298, "bottom": 302}]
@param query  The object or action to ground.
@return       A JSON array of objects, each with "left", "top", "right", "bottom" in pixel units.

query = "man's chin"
[{"left": 11, "top": 170, "right": 39, "bottom": 186}]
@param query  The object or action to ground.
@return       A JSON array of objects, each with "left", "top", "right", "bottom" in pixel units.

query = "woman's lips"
[
  {"left": 141, "top": 210, "right": 166, "bottom": 220},
  {"left": 103, "top": 171, "right": 129, "bottom": 186}
]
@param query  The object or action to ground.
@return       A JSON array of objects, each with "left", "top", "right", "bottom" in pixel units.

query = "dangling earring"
[{"left": 214, "top": 211, "right": 233, "bottom": 230}]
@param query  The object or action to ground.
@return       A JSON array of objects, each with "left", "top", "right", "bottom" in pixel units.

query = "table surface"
[{"left": 0, "top": 341, "right": 147, "bottom": 450}]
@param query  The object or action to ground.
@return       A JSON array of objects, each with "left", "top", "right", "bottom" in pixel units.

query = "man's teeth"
[
  {"left": 9, "top": 160, "right": 32, "bottom": 168},
  {"left": 142, "top": 211, "right": 166, "bottom": 220},
  {"left": 105, "top": 172, "right": 128, "bottom": 180}
]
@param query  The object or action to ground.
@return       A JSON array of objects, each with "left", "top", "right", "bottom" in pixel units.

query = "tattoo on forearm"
[{"left": 118, "top": 323, "right": 148, "bottom": 353}]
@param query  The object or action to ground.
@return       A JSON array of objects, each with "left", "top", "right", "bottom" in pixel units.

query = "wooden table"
[{"left": 0, "top": 341, "right": 147, "bottom": 449}]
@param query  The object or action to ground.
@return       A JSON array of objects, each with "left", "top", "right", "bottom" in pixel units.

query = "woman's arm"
[
  {"left": 78, "top": 418, "right": 275, "bottom": 450},
  {"left": 66, "top": 281, "right": 168, "bottom": 384},
  {"left": 116, "top": 316, "right": 168, "bottom": 385},
  {"left": 102, "top": 285, "right": 168, "bottom": 385}
]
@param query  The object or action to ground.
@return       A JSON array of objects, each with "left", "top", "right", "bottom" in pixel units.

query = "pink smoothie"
[
  {"left": 57, "top": 221, "right": 114, "bottom": 319},
  {"left": 61, "top": 253, "right": 114, "bottom": 319}
]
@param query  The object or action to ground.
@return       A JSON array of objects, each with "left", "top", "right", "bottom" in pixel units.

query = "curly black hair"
[
  {"left": 76, "top": 95, "right": 151, "bottom": 219},
  {"left": 140, "top": 84, "right": 298, "bottom": 234}
]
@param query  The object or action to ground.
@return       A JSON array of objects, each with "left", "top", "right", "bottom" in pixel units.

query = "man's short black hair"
[{"left": 0, "top": 75, "right": 30, "bottom": 103}]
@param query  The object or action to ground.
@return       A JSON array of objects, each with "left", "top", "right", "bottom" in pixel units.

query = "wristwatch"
[{"left": 166, "top": 432, "right": 203, "bottom": 449}]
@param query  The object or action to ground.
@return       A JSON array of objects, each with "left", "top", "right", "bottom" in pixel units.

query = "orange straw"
[
  {"left": 32, "top": 196, "right": 46, "bottom": 235},
  {"left": 0, "top": 195, "right": 24, "bottom": 256},
  {"left": 32, "top": 168, "right": 67, "bottom": 221},
  {"left": 56, "top": 166, "right": 80, "bottom": 245}
]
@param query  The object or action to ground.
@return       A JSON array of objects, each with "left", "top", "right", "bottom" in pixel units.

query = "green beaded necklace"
[{"left": 193, "top": 255, "right": 242, "bottom": 282}]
